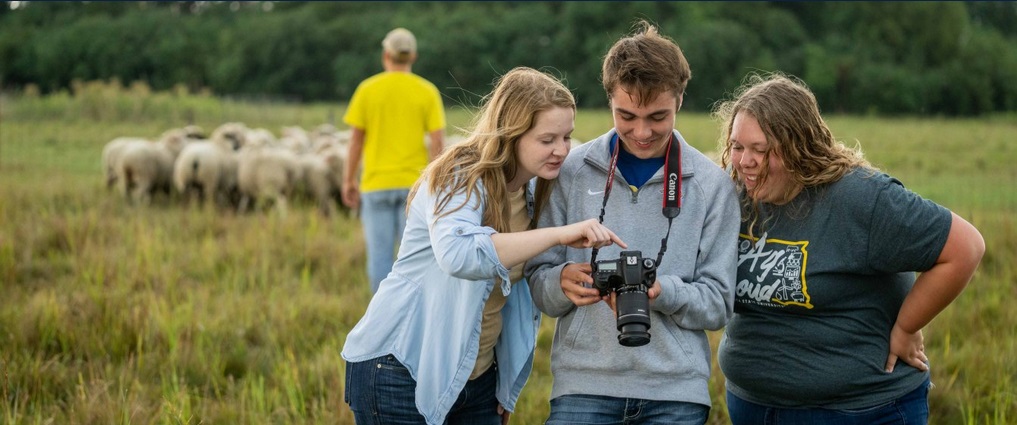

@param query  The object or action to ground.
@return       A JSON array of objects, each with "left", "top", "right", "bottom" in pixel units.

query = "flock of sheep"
[{"left": 101, "top": 122, "right": 352, "bottom": 217}]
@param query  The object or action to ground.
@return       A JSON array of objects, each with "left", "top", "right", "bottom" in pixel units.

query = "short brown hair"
[{"left": 602, "top": 20, "right": 691, "bottom": 106}]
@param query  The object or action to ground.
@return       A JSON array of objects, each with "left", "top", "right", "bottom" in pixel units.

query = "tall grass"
[{"left": 1, "top": 82, "right": 1014, "bottom": 424}]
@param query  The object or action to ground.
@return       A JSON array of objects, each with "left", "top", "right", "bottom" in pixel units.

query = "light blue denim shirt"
[{"left": 342, "top": 178, "right": 541, "bottom": 425}]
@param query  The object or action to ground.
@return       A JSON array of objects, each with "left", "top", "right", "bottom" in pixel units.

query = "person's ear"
[{"left": 677, "top": 93, "right": 684, "bottom": 112}]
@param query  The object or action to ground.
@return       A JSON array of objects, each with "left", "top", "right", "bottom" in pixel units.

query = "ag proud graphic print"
[{"left": 736, "top": 232, "right": 813, "bottom": 309}]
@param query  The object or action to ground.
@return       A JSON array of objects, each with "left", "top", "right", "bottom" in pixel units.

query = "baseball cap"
[{"left": 382, "top": 28, "right": 417, "bottom": 55}]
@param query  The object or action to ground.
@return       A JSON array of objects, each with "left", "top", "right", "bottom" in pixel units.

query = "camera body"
[{"left": 592, "top": 250, "right": 657, "bottom": 347}]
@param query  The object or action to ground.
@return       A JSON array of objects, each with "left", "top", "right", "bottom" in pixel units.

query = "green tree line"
[{"left": 2, "top": 1, "right": 1016, "bottom": 116}]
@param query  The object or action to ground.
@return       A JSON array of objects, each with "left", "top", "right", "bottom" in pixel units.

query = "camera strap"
[{"left": 591, "top": 133, "right": 682, "bottom": 266}]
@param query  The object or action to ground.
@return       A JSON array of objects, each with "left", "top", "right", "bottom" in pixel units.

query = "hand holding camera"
[{"left": 592, "top": 250, "right": 658, "bottom": 347}]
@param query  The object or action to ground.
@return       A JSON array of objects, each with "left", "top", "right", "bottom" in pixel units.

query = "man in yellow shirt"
[{"left": 343, "top": 27, "right": 446, "bottom": 293}]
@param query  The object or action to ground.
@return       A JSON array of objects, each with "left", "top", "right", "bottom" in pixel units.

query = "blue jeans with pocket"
[
  {"left": 345, "top": 354, "right": 501, "bottom": 425},
  {"left": 545, "top": 394, "right": 709, "bottom": 425},
  {"left": 726, "top": 376, "right": 931, "bottom": 425},
  {"left": 360, "top": 188, "right": 409, "bottom": 293}
]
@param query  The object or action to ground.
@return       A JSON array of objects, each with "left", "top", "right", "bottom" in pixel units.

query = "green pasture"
[{"left": 1, "top": 85, "right": 1015, "bottom": 424}]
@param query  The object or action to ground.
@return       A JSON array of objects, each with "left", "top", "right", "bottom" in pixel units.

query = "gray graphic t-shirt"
[{"left": 719, "top": 169, "right": 951, "bottom": 409}]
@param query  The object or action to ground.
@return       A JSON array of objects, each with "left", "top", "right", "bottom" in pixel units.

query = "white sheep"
[
  {"left": 279, "top": 126, "right": 312, "bottom": 154},
  {"left": 307, "top": 124, "right": 350, "bottom": 152},
  {"left": 114, "top": 129, "right": 191, "bottom": 205},
  {"left": 101, "top": 125, "right": 203, "bottom": 190},
  {"left": 210, "top": 122, "right": 248, "bottom": 151},
  {"left": 102, "top": 137, "right": 147, "bottom": 190},
  {"left": 294, "top": 140, "right": 349, "bottom": 217},
  {"left": 245, "top": 127, "right": 278, "bottom": 149},
  {"left": 172, "top": 122, "right": 248, "bottom": 208},
  {"left": 236, "top": 144, "right": 301, "bottom": 217}
]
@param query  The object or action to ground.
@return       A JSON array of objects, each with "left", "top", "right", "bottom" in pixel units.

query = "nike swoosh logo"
[{"left": 588, "top": 189, "right": 605, "bottom": 195}]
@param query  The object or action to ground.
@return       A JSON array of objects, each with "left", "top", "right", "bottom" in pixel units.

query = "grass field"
[{"left": 1, "top": 84, "right": 1015, "bottom": 424}]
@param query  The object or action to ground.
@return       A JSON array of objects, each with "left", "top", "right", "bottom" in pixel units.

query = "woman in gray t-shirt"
[{"left": 713, "top": 74, "right": 985, "bottom": 425}]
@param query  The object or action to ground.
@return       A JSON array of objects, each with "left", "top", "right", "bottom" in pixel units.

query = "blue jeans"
[
  {"left": 546, "top": 394, "right": 709, "bottom": 425},
  {"left": 360, "top": 188, "right": 409, "bottom": 293},
  {"left": 726, "top": 377, "right": 931, "bottom": 425},
  {"left": 345, "top": 355, "right": 501, "bottom": 425}
]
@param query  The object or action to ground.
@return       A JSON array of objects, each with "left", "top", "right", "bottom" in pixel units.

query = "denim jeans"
[
  {"left": 726, "top": 377, "right": 931, "bottom": 425},
  {"left": 360, "top": 188, "right": 409, "bottom": 293},
  {"left": 345, "top": 355, "right": 501, "bottom": 425},
  {"left": 546, "top": 394, "right": 709, "bottom": 425}
]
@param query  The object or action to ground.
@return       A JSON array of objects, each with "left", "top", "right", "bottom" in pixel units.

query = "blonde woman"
[{"left": 342, "top": 67, "right": 625, "bottom": 425}]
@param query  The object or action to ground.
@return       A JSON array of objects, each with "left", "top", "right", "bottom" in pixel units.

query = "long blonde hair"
[
  {"left": 715, "top": 73, "right": 872, "bottom": 235},
  {"left": 407, "top": 67, "right": 576, "bottom": 232}
]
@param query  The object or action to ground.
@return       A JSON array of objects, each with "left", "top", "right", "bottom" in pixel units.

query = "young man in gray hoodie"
[{"left": 525, "top": 20, "right": 740, "bottom": 424}]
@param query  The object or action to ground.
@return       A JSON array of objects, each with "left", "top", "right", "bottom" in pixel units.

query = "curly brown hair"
[{"left": 714, "top": 73, "right": 873, "bottom": 236}]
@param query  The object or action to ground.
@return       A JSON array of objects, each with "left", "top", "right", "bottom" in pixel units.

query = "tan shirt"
[{"left": 470, "top": 187, "right": 529, "bottom": 379}]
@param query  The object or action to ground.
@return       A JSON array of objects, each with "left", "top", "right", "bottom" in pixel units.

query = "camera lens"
[
  {"left": 618, "top": 324, "right": 650, "bottom": 347},
  {"left": 615, "top": 290, "right": 651, "bottom": 347}
]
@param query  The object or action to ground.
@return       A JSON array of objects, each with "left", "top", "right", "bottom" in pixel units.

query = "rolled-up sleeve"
[{"left": 427, "top": 184, "right": 511, "bottom": 286}]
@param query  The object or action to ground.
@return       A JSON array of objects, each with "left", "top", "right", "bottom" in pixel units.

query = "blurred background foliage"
[{"left": 1, "top": 1, "right": 1016, "bottom": 116}]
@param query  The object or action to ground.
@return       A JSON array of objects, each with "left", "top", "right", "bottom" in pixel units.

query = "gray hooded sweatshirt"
[{"left": 525, "top": 129, "right": 739, "bottom": 406}]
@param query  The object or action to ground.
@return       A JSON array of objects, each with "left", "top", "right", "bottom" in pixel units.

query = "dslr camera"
[{"left": 592, "top": 250, "right": 657, "bottom": 347}]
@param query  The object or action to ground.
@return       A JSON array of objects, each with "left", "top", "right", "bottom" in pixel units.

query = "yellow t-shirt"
[
  {"left": 471, "top": 187, "right": 529, "bottom": 379},
  {"left": 343, "top": 71, "right": 446, "bottom": 192}
]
